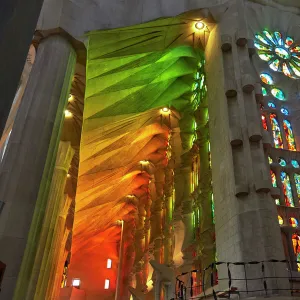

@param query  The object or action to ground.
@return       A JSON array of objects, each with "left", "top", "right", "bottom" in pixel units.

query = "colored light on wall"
[
  {"left": 104, "top": 279, "right": 110, "bottom": 289},
  {"left": 268, "top": 156, "right": 273, "bottom": 164},
  {"left": 275, "top": 199, "right": 280, "bottom": 205},
  {"left": 283, "top": 120, "right": 296, "bottom": 151},
  {"left": 270, "top": 113, "right": 283, "bottom": 148},
  {"left": 278, "top": 215, "right": 284, "bottom": 225},
  {"left": 72, "top": 278, "right": 81, "bottom": 287},
  {"left": 281, "top": 171, "right": 295, "bottom": 207},
  {"left": 289, "top": 217, "right": 299, "bottom": 228},
  {"left": 107, "top": 259, "right": 112, "bottom": 269}
]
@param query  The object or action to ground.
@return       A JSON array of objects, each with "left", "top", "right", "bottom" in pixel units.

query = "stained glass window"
[
  {"left": 270, "top": 113, "right": 283, "bottom": 148},
  {"left": 281, "top": 171, "right": 295, "bottom": 207},
  {"left": 260, "top": 73, "right": 274, "bottom": 85},
  {"left": 271, "top": 88, "right": 285, "bottom": 100},
  {"left": 292, "top": 234, "right": 300, "bottom": 271},
  {"left": 278, "top": 157, "right": 287, "bottom": 167},
  {"left": 268, "top": 102, "right": 275, "bottom": 108},
  {"left": 283, "top": 120, "right": 296, "bottom": 151},
  {"left": 261, "top": 115, "right": 268, "bottom": 131},
  {"left": 271, "top": 170, "right": 277, "bottom": 187},
  {"left": 289, "top": 217, "right": 299, "bottom": 228},
  {"left": 292, "top": 160, "right": 300, "bottom": 168},
  {"left": 268, "top": 156, "right": 273, "bottom": 164},
  {"left": 278, "top": 215, "right": 284, "bottom": 225},
  {"left": 255, "top": 31, "right": 300, "bottom": 79},
  {"left": 275, "top": 199, "right": 280, "bottom": 205},
  {"left": 262, "top": 86, "right": 268, "bottom": 96},
  {"left": 281, "top": 107, "right": 289, "bottom": 115},
  {"left": 294, "top": 174, "right": 300, "bottom": 199}
]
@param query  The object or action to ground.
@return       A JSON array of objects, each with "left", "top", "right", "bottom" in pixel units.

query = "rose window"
[{"left": 254, "top": 30, "right": 300, "bottom": 79}]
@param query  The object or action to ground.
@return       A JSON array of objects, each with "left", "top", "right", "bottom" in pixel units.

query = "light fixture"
[
  {"left": 195, "top": 21, "right": 205, "bottom": 30},
  {"left": 64, "top": 110, "right": 73, "bottom": 118},
  {"left": 68, "top": 94, "right": 74, "bottom": 102},
  {"left": 107, "top": 259, "right": 112, "bottom": 269},
  {"left": 72, "top": 278, "right": 81, "bottom": 287},
  {"left": 67, "top": 173, "right": 71, "bottom": 178},
  {"left": 161, "top": 107, "right": 170, "bottom": 114},
  {"left": 104, "top": 279, "right": 110, "bottom": 289},
  {"left": 140, "top": 160, "right": 149, "bottom": 165}
]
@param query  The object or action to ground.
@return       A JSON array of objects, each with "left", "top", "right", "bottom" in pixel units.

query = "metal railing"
[{"left": 175, "top": 260, "right": 300, "bottom": 299}]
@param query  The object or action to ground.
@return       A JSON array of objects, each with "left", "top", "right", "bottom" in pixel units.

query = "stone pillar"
[
  {"left": 28, "top": 141, "right": 74, "bottom": 300},
  {"left": 0, "top": 35, "right": 76, "bottom": 299},
  {"left": 0, "top": 0, "right": 45, "bottom": 136}
]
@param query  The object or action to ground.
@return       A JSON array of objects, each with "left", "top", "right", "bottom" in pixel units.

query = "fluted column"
[
  {"left": 29, "top": 141, "right": 74, "bottom": 300},
  {"left": 0, "top": 35, "right": 76, "bottom": 300}
]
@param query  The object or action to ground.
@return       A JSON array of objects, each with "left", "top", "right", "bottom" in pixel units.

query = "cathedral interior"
[{"left": 2, "top": 0, "right": 300, "bottom": 299}]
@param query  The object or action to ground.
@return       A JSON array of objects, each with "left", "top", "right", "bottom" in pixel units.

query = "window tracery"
[{"left": 255, "top": 31, "right": 300, "bottom": 79}]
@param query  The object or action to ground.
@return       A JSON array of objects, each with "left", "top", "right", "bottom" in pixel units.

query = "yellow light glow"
[
  {"left": 107, "top": 259, "right": 112, "bottom": 269},
  {"left": 72, "top": 278, "right": 81, "bottom": 287},
  {"left": 65, "top": 110, "right": 73, "bottom": 118},
  {"left": 140, "top": 160, "right": 149, "bottom": 165},
  {"left": 67, "top": 173, "right": 71, "bottom": 178},
  {"left": 195, "top": 21, "right": 205, "bottom": 30},
  {"left": 161, "top": 107, "right": 170, "bottom": 113},
  {"left": 104, "top": 279, "right": 110, "bottom": 289},
  {"left": 68, "top": 94, "right": 74, "bottom": 102}
]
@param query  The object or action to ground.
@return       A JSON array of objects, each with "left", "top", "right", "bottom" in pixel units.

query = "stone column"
[
  {"left": 0, "top": 0, "right": 45, "bottom": 136},
  {"left": 29, "top": 141, "right": 74, "bottom": 300},
  {"left": 0, "top": 35, "right": 76, "bottom": 299}
]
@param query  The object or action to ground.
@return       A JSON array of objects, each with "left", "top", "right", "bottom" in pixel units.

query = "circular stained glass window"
[{"left": 255, "top": 30, "right": 300, "bottom": 79}]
